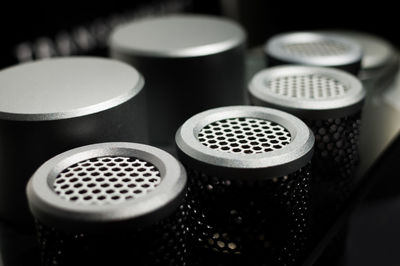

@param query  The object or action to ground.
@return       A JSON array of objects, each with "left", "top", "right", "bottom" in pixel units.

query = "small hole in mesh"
[
  {"left": 53, "top": 156, "right": 162, "bottom": 205},
  {"left": 198, "top": 117, "right": 291, "bottom": 154}
]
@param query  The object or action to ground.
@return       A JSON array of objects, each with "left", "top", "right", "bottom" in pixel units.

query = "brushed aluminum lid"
[
  {"left": 27, "top": 142, "right": 186, "bottom": 231},
  {"left": 109, "top": 14, "right": 246, "bottom": 58},
  {"left": 0, "top": 57, "right": 144, "bottom": 121},
  {"left": 249, "top": 65, "right": 365, "bottom": 119},
  {"left": 176, "top": 106, "right": 314, "bottom": 179}
]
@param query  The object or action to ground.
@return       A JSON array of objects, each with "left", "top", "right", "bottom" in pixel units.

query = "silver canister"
[
  {"left": 0, "top": 57, "right": 147, "bottom": 227},
  {"left": 249, "top": 65, "right": 366, "bottom": 223},
  {"left": 26, "top": 142, "right": 187, "bottom": 266},
  {"left": 110, "top": 14, "right": 247, "bottom": 148},
  {"left": 176, "top": 106, "right": 314, "bottom": 266}
]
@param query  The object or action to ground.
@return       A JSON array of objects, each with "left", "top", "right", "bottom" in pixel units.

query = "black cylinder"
[
  {"left": 26, "top": 142, "right": 187, "bottom": 266},
  {"left": 0, "top": 57, "right": 148, "bottom": 227},
  {"left": 249, "top": 65, "right": 366, "bottom": 226},
  {"left": 110, "top": 14, "right": 246, "bottom": 148},
  {"left": 264, "top": 32, "right": 363, "bottom": 75},
  {"left": 176, "top": 106, "right": 315, "bottom": 266}
]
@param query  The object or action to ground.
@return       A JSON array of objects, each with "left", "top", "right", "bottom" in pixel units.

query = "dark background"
[{"left": 1, "top": 0, "right": 399, "bottom": 68}]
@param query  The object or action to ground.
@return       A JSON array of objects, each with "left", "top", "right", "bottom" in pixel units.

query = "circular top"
[
  {"left": 27, "top": 142, "right": 186, "bottom": 232},
  {"left": 265, "top": 32, "right": 362, "bottom": 67},
  {"left": 248, "top": 66, "right": 366, "bottom": 119},
  {"left": 53, "top": 156, "right": 162, "bottom": 206},
  {"left": 0, "top": 57, "right": 144, "bottom": 121},
  {"left": 176, "top": 106, "right": 314, "bottom": 179},
  {"left": 321, "top": 31, "right": 395, "bottom": 70},
  {"left": 109, "top": 14, "right": 246, "bottom": 58}
]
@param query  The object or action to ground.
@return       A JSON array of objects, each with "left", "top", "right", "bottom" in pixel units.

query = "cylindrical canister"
[
  {"left": 264, "top": 32, "right": 363, "bottom": 75},
  {"left": 0, "top": 57, "right": 147, "bottom": 226},
  {"left": 176, "top": 106, "right": 315, "bottom": 266},
  {"left": 26, "top": 142, "right": 187, "bottom": 266},
  {"left": 249, "top": 65, "right": 366, "bottom": 222},
  {"left": 110, "top": 14, "right": 246, "bottom": 147}
]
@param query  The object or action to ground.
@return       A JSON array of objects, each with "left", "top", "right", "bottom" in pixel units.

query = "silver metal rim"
[
  {"left": 0, "top": 57, "right": 144, "bottom": 121},
  {"left": 265, "top": 32, "right": 362, "bottom": 67},
  {"left": 248, "top": 65, "right": 366, "bottom": 119},
  {"left": 176, "top": 106, "right": 314, "bottom": 179},
  {"left": 27, "top": 142, "right": 186, "bottom": 227}
]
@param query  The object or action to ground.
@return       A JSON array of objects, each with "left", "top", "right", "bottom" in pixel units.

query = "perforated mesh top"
[
  {"left": 53, "top": 156, "right": 162, "bottom": 205},
  {"left": 198, "top": 117, "right": 291, "bottom": 154},
  {"left": 265, "top": 74, "right": 349, "bottom": 99},
  {"left": 281, "top": 40, "right": 351, "bottom": 57}
]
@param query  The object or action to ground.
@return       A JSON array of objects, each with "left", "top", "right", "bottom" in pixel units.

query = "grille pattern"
[
  {"left": 265, "top": 74, "right": 349, "bottom": 99},
  {"left": 53, "top": 156, "right": 161, "bottom": 205},
  {"left": 186, "top": 164, "right": 311, "bottom": 266},
  {"left": 281, "top": 40, "right": 350, "bottom": 57},
  {"left": 35, "top": 201, "right": 188, "bottom": 266},
  {"left": 308, "top": 112, "right": 361, "bottom": 226},
  {"left": 198, "top": 118, "right": 291, "bottom": 154}
]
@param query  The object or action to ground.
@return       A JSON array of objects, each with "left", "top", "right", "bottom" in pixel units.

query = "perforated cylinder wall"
[
  {"left": 35, "top": 202, "right": 188, "bottom": 266},
  {"left": 185, "top": 164, "right": 311, "bottom": 266}
]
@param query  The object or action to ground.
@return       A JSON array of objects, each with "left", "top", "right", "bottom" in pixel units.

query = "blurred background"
[
  {"left": 0, "top": 1, "right": 399, "bottom": 265},
  {"left": 1, "top": 0, "right": 399, "bottom": 68}
]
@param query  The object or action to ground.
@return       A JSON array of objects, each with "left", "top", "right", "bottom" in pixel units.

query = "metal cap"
[
  {"left": 0, "top": 57, "right": 144, "bottom": 121},
  {"left": 109, "top": 14, "right": 246, "bottom": 58},
  {"left": 265, "top": 32, "right": 363, "bottom": 74},
  {"left": 249, "top": 65, "right": 366, "bottom": 119},
  {"left": 176, "top": 106, "right": 314, "bottom": 179},
  {"left": 27, "top": 142, "right": 187, "bottom": 232}
]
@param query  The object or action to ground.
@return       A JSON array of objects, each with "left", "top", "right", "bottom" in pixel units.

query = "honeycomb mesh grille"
[
  {"left": 281, "top": 40, "right": 350, "bottom": 57},
  {"left": 198, "top": 117, "right": 291, "bottom": 154},
  {"left": 53, "top": 156, "right": 162, "bottom": 205},
  {"left": 265, "top": 74, "right": 349, "bottom": 99}
]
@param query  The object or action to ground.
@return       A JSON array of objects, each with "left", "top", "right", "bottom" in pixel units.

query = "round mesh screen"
[
  {"left": 198, "top": 117, "right": 291, "bottom": 154},
  {"left": 282, "top": 40, "right": 350, "bottom": 57},
  {"left": 265, "top": 74, "right": 349, "bottom": 99},
  {"left": 53, "top": 156, "right": 162, "bottom": 205}
]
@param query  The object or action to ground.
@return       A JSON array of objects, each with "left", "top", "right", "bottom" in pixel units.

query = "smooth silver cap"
[
  {"left": 249, "top": 65, "right": 366, "bottom": 119},
  {"left": 27, "top": 142, "right": 186, "bottom": 232},
  {"left": 110, "top": 14, "right": 246, "bottom": 58},
  {"left": 265, "top": 32, "right": 363, "bottom": 73},
  {"left": 176, "top": 106, "right": 314, "bottom": 179},
  {"left": 0, "top": 57, "right": 144, "bottom": 121}
]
